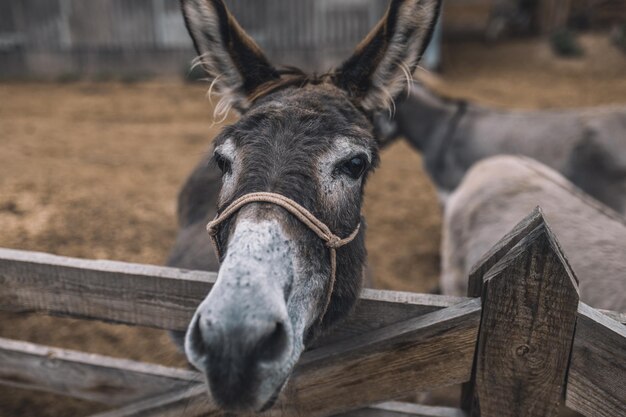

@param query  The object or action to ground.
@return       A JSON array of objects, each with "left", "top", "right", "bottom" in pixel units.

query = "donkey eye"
[
  {"left": 338, "top": 155, "right": 368, "bottom": 179},
  {"left": 213, "top": 153, "right": 232, "bottom": 175}
]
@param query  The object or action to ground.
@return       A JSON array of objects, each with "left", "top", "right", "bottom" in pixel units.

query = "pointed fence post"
[{"left": 465, "top": 211, "right": 580, "bottom": 417}]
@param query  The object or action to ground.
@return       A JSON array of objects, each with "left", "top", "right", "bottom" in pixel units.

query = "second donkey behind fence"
[
  {"left": 442, "top": 155, "right": 626, "bottom": 312},
  {"left": 379, "top": 82, "right": 626, "bottom": 214}
]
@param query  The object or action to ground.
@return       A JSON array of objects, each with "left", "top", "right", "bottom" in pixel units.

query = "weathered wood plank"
[
  {"left": 336, "top": 401, "right": 466, "bottom": 417},
  {"left": 285, "top": 299, "right": 480, "bottom": 416},
  {"left": 0, "top": 248, "right": 215, "bottom": 331},
  {"left": 566, "top": 303, "right": 626, "bottom": 417},
  {"left": 468, "top": 224, "right": 580, "bottom": 417},
  {"left": 88, "top": 385, "right": 214, "bottom": 417},
  {"left": 0, "top": 337, "right": 200, "bottom": 406},
  {"left": 90, "top": 300, "right": 481, "bottom": 417},
  {"left": 0, "top": 248, "right": 468, "bottom": 345},
  {"left": 462, "top": 208, "right": 545, "bottom": 411},
  {"left": 314, "top": 290, "right": 468, "bottom": 348},
  {"left": 466, "top": 207, "right": 544, "bottom": 298},
  {"left": 93, "top": 398, "right": 467, "bottom": 417},
  {"left": 597, "top": 309, "right": 626, "bottom": 325}
]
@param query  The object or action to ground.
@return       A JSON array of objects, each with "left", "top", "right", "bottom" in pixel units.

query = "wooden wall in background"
[
  {"left": 571, "top": 0, "right": 626, "bottom": 28},
  {"left": 1, "top": 0, "right": 620, "bottom": 78},
  {"left": 0, "top": 0, "right": 387, "bottom": 78},
  {"left": 537, "top": 0, "right": 572, "bottom": 33}
]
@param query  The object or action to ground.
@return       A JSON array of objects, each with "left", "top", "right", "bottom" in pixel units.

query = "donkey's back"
[
  {"left": 389, "top": 83, "right": 626, "bottom": 213},
  {"left": 442, "top": 155, "right": 626, "bottom": 312},
  {"left": 464, "top": 106, "right": 626, "bottom": 212}
]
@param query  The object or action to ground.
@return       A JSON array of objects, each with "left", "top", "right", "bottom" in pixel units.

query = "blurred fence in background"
[{"left": 0, "top": 0, "right": 388, "bottom": 78}]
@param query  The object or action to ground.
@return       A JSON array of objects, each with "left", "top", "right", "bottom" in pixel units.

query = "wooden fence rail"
[
  {"left": 0, "top": 208, "right": 624, "bottom": 417},
  {"left": 0, "top": 337, "right": 200, "bottom": 406},
  {"left": 0, "top": 247, "right": 467, "bottom": 347}
]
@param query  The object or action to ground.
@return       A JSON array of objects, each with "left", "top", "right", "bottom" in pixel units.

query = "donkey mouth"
[
  {"left": 204, "top": 357, "right": 290, "bottom": 412},
  {"left": 207, "top": 379, "right": 287, "bottom": 413}
]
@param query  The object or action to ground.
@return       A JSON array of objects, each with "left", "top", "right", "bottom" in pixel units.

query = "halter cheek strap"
[{"left": 206, "top": 191, "right": 361, "bottom": 323}]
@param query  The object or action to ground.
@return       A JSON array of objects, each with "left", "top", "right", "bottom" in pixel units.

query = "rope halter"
[{"left": 206, "top": 191, "right": 361, "bottom": 323}]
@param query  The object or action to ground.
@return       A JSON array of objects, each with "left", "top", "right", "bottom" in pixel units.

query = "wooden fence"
[{"left": 0, "top": 208, "right": 624, "bottom": 416}]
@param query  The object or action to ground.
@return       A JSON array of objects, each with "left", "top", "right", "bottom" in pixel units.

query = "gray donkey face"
[{"left": 181, "top": 0, "right": 440, "bottom": 411}]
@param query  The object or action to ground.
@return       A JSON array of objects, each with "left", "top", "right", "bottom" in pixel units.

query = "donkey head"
[{"left": 181, "top": 0, "right": 440, "bottom": 411}]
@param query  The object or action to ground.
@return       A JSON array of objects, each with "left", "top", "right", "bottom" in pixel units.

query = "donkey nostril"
[
  {"left": 185, "top": 314, "right": 212, "bottom": 367},
  {"left": 257, "top": 321, "right": 288, "bottom": 363},
  {"left": 196, "top": 315, "right": 221, "bottom": 356}
]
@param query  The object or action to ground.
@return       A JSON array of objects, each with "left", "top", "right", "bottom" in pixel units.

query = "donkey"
[
  {"left": 441, "top": 155, "right": 626, "bottom": 312},
  {"left": 167, "top": 0, "right": 441, "bottom": 412},
  {"left": 379, "top": 82, "right": 626, "bottom": 213}
]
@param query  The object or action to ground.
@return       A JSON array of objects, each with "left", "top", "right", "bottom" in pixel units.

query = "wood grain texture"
[
  {"left": 336, "top": 401, "right": 467, "bottom": 417},
  {"left": 469, "top": 224, "right": 580, "bottom": 417},
  {"left": 597, "top": 309, "right": 626, "bottom": 325},
  {"left": 92, "top": 398, "right": 468, "bottom": 417},
  {"left": 314, "top": 290, "right": 469, "bottom": 348},
  {"left": 566, "top": 303, "right": 626, "bottom": 417},
  {"left": 0, "top": 248, "right": 215, "bottom": 331},
  {"left": 466, "top": 207, "right": 544, "bottom": 298},
  {"left": 0, "top": 248, "right": 468, "bottom": 344},
  {"left": 88, "top": 385, "right": 214, "bottom": 417},
  {"left": 462, "top": 208, "right": 544, "bottom": 411},
  {"left": 89, "top": 300, "right": 481, "bottom": 417},
  {"left": 0, "top": 337, "right": 200, "bottom": 406},
  {"left": 285, "top": 299, "right": 480, "bottom": 417}
]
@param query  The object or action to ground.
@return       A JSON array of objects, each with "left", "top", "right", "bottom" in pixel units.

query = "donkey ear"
[
  {"left": 181, "top": 0, "right": 280, "bottom": 113},
  {"left": 333, "top": 0, "right": 441, "bottom": 113}
]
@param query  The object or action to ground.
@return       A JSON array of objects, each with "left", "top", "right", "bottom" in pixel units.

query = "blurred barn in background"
[
  {"left": 1, "top": 0, "right": 624, "bottom": 79},
  {"left": 0, "top": 0, "right": 388, "bottom": 77}
]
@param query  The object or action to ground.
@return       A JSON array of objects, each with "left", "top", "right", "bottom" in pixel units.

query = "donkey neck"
[{"left": 395, "top": 84, "right": 460, "bottom": 153}]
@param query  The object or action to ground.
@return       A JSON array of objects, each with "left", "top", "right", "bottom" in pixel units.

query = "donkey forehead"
[
  {"left": 216, "top": 85, "right": 375, "bottom": 150},
  {"left": 216, "top": 134, "right": 373, "bottom": 165}
]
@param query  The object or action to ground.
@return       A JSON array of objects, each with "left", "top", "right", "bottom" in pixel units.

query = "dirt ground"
[{"left": 0, "top": 35, "right": 625, "bottom": 416}]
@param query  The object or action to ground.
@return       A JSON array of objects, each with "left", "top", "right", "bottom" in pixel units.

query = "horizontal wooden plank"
[
  {"left": 314, "top": 290, "right": 468, "bottom": 347},
  {"left": 336, "top": 401, "right": 466, "bottom": 417},
  {"left": 0, "top": 248, "right": 469, "bottom": 346},
  {"left": 88, "top": 385, "right": 212, "bottom": 417},
  {"left": 566, "top": 303, "right": 626, "bottom": 417},
  {"left": 0, "top": 337, "right": 200, "bottom": 406},
  {"left": 90, "top": 299, "right": 481, "bottom": 417},
  {"left": 0, "top": 248, "right": 216, "bottom": 331},
  {"left": 93, "top": 399, "right": 467, "bottom": 417},
  {"left": 598, "top": 309, "right": 626, "bottom": 325},
  {"left": 288, "top": 299, "right": 480, "bottom": 416}
]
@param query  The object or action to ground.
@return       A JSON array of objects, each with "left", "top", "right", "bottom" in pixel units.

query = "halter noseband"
[{"left": 206, "top": 191, "right": 361, "bottom": 323}]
